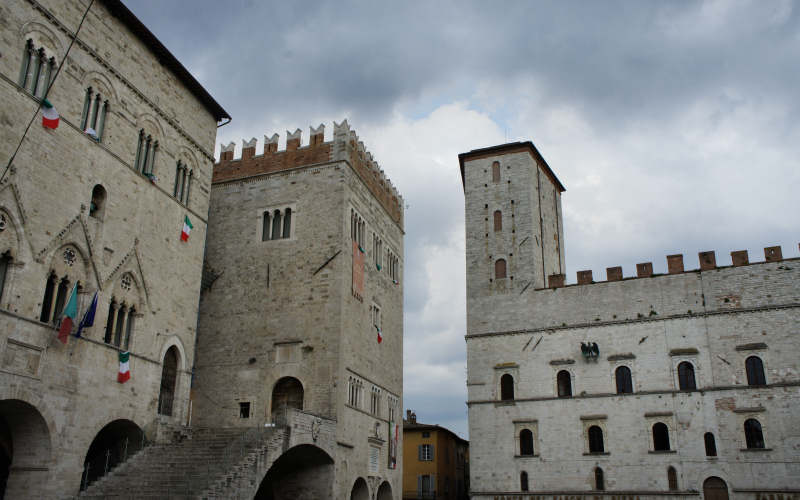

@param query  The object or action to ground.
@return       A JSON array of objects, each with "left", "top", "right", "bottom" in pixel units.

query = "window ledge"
[
  {"left": 514, "top": 454, "right": 540, "bottom": 459},
  {"left": 582, "top": 452, "right": 610, "bottom": 456},
  {"left": 649, "top": 450, "right": 677, "bottom": 454},
  {"left": 740, "top": 447, "right": 772, "bottom": 452},
  {"left": 494, "top": 400, "right": 516, "bottom": 406}
]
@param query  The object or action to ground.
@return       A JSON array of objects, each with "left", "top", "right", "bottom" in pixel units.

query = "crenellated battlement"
[
  {"left": 545, "top": 244, "right": 798, "bottom": 290},
  {"left": 213, "top": 120, "right": 403, "bottom": 227}
]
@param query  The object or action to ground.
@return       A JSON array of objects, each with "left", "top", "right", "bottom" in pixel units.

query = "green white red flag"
[
  {"left": 118, "top": 351, "right": 131, "bottom": 383},
  {"left": 180, "top": 216, "right": 193, "bottom": 242},
  {"left": 57, "top": 283, "right": 78, "bottom": 344},
  {"left": 41, "top": 99, "right": 59, "bottom": 129}
]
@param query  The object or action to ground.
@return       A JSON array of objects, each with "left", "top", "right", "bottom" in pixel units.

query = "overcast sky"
[{"left": 127, "top": 0, "right": 799, "bottom": 439}]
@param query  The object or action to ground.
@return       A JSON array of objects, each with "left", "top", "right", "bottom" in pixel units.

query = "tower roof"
[{"left": 458, "top": 141, "right": 566, "bottom": 192}]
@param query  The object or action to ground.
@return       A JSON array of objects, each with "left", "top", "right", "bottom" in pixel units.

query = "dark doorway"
[
  {"left": 350, "top": 477, "right": 369, "bottom": 500},
  {"left": 271, "top": 377, "right": 303, "bottom": 424},
  {"left": 0, "top": 399, "right": 51, "bottom": 499},
  {"left": 376, "top": 481, "right": 392, "bottom": 500},
  {"left": 158, "top": 346, "right": 180, "bottom": 416},
  {"left": 254, "top": 444, "right": 334, "bottom": 499},
  {"left": 81, "top": 419, "right": 144, "bottom": 490},
  {"left": 703, "top": 477, "right": 729, "bottom": 500}
]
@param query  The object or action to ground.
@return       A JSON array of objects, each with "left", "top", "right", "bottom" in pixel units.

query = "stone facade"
[
  {"left": 0, "top": 0, "right": 227, "bottom": 497},
  {"left": 193, "top": 120, "right": 404, "bottom": 499},
  {"left": 460, "top": 143, "right": 800, "bottom": 500}
]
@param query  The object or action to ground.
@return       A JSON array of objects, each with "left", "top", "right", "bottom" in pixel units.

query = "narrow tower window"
[
  {"left": 493, "top": 210, "right": 502, "bottom": 231},
  {"left": 615, "top": 365, "right": 633, "bottom": 394},
  {"left": 495, "top": 259, "right": 507, "bottom": 279},
  {"left": 557, "top": 370, "right": 572, "bottom": 397},
  {"left": 745, "top": 356, "right": 766, "bottom": 386},
  {"left": 492, "top": 161, "right": 500, "bottom": 183},
  {"left": 519, "top": 429, "right": 534, "bottom": 456},
  {"left": 677, "top": 361, "right": 696, "bottom": 390},
  {"left": 704, "top": 432, "right": 717, "bottom": 457},
  {"left": 500, "top": 373, "right": 514, "bottom": 400}
]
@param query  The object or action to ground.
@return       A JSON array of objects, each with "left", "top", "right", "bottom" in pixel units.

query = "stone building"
[
  {"left": 0, "top": 0, "right": 228, "bottom": 497},
  {"left": 460, "top": 142, "right": 800, "bottom": 500},
  {"left": 402, "top": 410, "right": 468, "bottom": 500},
  {"left": 191, "top": 121, "right": 404, "bottom": 499}
]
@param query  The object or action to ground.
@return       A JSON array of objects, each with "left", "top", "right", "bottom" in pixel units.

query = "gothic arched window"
[
  {"left": 677, "top": 361, "right": 696, "bottom": 390},
  {"left": 615, "top": 365, "right": 633, "bottom": 394},
  {"left": 745, "top": 356, "right": 766, "bottom": 386}
]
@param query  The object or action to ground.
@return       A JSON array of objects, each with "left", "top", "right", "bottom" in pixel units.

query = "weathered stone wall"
[
  {"left": 462, "top": 144, "right": 800, "bottom": 499},
  {"left": 0, "top": 0, "right": 220, "bottom": 496},
  {"left": 195, "top": 126, "right": 404, "bottom": 499}
]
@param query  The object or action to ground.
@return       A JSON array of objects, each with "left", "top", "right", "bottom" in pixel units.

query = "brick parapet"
[
  {"left": 541, "top": 246, "right": 798, "bottom": 292},
  {"left": 213, "top": 120, "right": 404, "bottom": 229}
]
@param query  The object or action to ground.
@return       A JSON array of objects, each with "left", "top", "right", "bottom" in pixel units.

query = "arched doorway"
[
  {"left": 350, "top": 477, "right": 369, "bottom": 500},
  {"left": 376, "top": 480, "right": 392, "bottom": 500},
  {"left": 0, "top": 399, "right": 52, "bottom": 499},
  {"left": 254, "top": 444, "right": 334, "bottom": 499},
  {"left": 158, "top": 346, "right": 180, "bottom": 416},
  {"left": 703, "top": 477, "right": 729, "bottom": 500},
  {"left": 271, "top": 377, "right": 303, "bottom": 425},
  {"left": 81, "top": 419, "right": 144, "bottom": 490}
]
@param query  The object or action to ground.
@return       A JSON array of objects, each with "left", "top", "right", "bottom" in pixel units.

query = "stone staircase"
[{"left": 77, "top": 426, "right": 287, "bottom": 499}]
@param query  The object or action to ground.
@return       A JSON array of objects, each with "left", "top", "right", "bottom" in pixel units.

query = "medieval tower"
[
  {"left": 461, "top": 142, "right": 800, "bottom": 499},
  {"left": 192, "top": 121, "right": 404, "bottom": 499}
]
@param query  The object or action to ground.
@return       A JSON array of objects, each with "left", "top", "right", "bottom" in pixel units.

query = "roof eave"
[{"left": 458, "top": 141, "right": 566, "bottom": 192}]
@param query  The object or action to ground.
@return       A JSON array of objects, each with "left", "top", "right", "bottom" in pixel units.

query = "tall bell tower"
[{"left": 458, "top": 142, "right": 566, "bottom": 329}]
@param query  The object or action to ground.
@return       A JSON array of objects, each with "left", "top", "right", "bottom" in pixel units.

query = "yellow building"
[{"left": 403, "top": 410, "right": 469, "bottom": 500}]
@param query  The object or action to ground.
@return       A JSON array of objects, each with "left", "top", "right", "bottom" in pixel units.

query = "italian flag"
[
  {"left": 376, "top": 326, "right": 382, "bottom": 344},
  {"left": 41, "top": 99, "right": 59, "bottom": 129},
  {"left": 180, "top": 216, "right": 193, "bottom": 242},
  {"left": 57, "top": 283, "right": 78, "bottom": 344},
  {"left": 118, "top": 351, "right": 131, "bottom": 383}
]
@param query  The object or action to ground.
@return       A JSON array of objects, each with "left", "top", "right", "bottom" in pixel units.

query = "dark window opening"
[
  {"left": 500, "top": 373, "right": 514, "bottom": 401},
  {"left": 90, "top": 185, "right": 106, "bottom": 220},
  {"left": 282, "top": 208, "right": 292, "bottom": 238},
  {"left": 262, "top": 211, "right": 271, "bottom": 241},
  {"left": 615, "top": 365, "right": 633, "bottom": 394},
  {"left": 520, "top": 429, "right": 534, "bottom": 456},
  {"left": 745, "top": 356, "right": 766, "bottom": 386},
  {"left": 520, "top": 471, "right": 529, "bottom": 492},
  {"left": 653, "top": 422, "right": 670, "bottom": 451},
  {"left": 704, "top": 432, "right": 717, "bottom": 457},
  {"left": 557, "top": 370, "right": 572, "bottom": 397},
  {"left": 39, "top": 272, "right": 56, "bottom": 322},
  {"left": 677, "top": 361, "right": 696, "bottom": 390},
  {"left": 744, "top": 419, "right": 764, "bottom": 449},
  {"left": 239, "top": 402, "right": 251, "bottom": 419},
  {"left": 158, "top": 346, "right": 179, "bottom": 416},
  {"left": 0, "top": 251, "right": 11, "bottom": 303},
  {"left": 588, "top": 425, "right": 604, "bottom": 453},
  {"left": 271, "top": 210, "right": 282, "bottom": 240},
  {"left": 52, "top": 277, "right": 70, "bottom": 325},
  {"left": 667, "top": 466, "right": 678, "bottom": 491},
  {"left": 594, "top": 467, "right": 604, "bottom": 490},
  {"left": 104, "top": 300, "right": 116, "bottom": 344}
]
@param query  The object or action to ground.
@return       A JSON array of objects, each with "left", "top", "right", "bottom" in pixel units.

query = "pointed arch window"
[
  {"left": 173, "top": 162, "right": 192, "bottom": 205},
  {"left": 262, "top": 211, "right": 271, "bottom": 241},
  {"left": 104, "top": 299, "right": 117, "bottom": 344},
  {"left": 40, "top": 272, "right": 57, "bottom": 322},
  {"left": 134, "top": 129, "right": 158, "bottom": 177},
  {"left": 282, "top": 208, "right": 292, "bottom": 238},
  {"left": 52, "top": 277, "right": 71, "bottom": 325}
]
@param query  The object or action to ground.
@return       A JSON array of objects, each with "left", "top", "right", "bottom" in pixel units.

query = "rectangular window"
[
  {"left": 371, "top": 304, "right": 381, "bottom": 330},
  {"left": 239, "top": 402, "right": 250, "bottom": 418},
  {"left": 369, "top": 445, "right": 380, "bottom": 474},
  {"left": 418, "top": 474, "right": 434, "bottom": 496},
  {"left": 419, "top": 443, "right": 434, "bottom": 461}
]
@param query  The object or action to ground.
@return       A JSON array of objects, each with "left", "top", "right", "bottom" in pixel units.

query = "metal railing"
[{"left": 80, "top": 433, "right": 149, "bottom": 491}]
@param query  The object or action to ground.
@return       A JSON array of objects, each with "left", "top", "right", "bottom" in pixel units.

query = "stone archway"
[
  {"left": 271, "top": 377, "right": 303, "bottom": 425},
  {"left": 703, "top": 477, "right": 729, "bottom": 500},
  {"left": 350, "top": 477, "right": 369, "bottom": 500},
  {"left": 81, "top": 419, "right": 144, "bottom": 491},
  {"left": 0, "top": 399, "right": 52, "bottom": 499},
  {"left": 376, "top": 480, "right": 393, "bottom": 500},
  {"left": 254, "top": 444, "right": 334, "bottom": 499}
]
